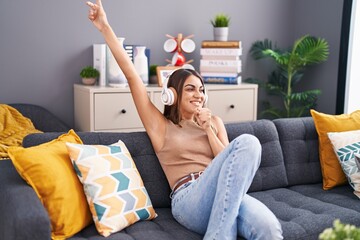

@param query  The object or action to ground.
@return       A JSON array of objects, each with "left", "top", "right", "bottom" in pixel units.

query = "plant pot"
[
  {"left": 82, "top": 78, "right": 96, "bottom": 85},
  {"left": 213, "top": 27, "right": 229, "bottom": 41},
  {"left": 149, "top": 75, "right": 158, "bottom": 85}
]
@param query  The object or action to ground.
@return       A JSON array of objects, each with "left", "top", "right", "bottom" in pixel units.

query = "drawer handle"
[
  {"left": 120, "top": 109, "right": 127, "bottom": 114},
  {"left": 230, "top": 104, "right": 235, "bottom": 109}
]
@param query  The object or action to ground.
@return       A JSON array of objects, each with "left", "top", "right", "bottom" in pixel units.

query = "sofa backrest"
[
  {"left": 226, "top": 117, "right": 322, "bottom": 191},
  {"left": 225, "top": 120, "right": 288, "bottom": 192},
  {"left": 273, "top": 117, "right": 322, "bottom": 186},
  {"left": 9, "top": 103, "right": 70, "bottom": 132}
]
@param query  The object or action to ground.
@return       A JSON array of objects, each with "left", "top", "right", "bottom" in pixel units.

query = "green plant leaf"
[
  {"left": 262, "top": 49, "right": 290, "bottom": 66},
  {"left": 290, "top": 35, "right": 329, "bottom": 70},
  {"left": 249, "top": 39, "right": 275, "bottom": 60},
  {"left": 210, "top": 14, "right": 230, "bottom": 27},
  {"left": 319, "top": 219, "right": 360, "bottom": 240},
  {"left": 290, "top": 71, "right": 304, "bottom": 86},
  {"left": 287, "top": 89, "right": 321, "bottom": 102},
  {"left": 80, "top": 66, "right": 100, "bottom": 78}
]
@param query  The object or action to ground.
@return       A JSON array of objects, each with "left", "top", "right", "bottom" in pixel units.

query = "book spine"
[
  {"left": 201, "top": 41, "right": 241, "bottom": 48},
  {"left": 124, "top": 45, "right": 134, "bottom": 62},
  {"left": 203, "top": 76, "right": 242, "bottom": 84},
  {"left": 200, "top": 59, "right": 241, "bottom": 68},
  {"left": 200, "top": 48, "right": 242, "bottom": 56},
  {"left": 200, "top": 65, "right": 242, "bottom": 73},
  {"left": 200, "top": 72, "right": 239, "bottom": 77},
  {"left": 93, "top": 44, "right": 106, "bottom": 86},
  {"left": 201, "top": 55, "right": 240, "bottom": 61}
]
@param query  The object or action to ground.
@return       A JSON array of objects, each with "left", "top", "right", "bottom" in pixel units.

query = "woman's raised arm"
[{"left": 86, "top": 0, "right": 166, "bottom": 151}]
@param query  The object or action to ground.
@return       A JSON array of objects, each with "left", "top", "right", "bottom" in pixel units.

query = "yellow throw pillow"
[
  {"left": 8, "top": 130, "right": 92, "bottom": 239},
  {"left": 311, "top": 109, "right": 360, "bottom": 190},
  {"left": 66, "top": 141, "right": 157, "bottom": 237}
]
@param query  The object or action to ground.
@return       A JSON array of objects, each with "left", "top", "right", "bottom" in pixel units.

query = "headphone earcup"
[{"left": 161, "top": 87, "right": 177, "bottom": 106}]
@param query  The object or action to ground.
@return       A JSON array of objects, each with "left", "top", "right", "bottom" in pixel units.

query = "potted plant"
[
  {"left": 210, "top": 14, "right": 230, "bottom": 41},
  {"left": 319, "top": 219, "right": 360, "bottom": 239},
  {"left": 80, "top": 66, "right": 100, "bottom": 85},
  {"left": 244, "top": 35, "right": 329, "bottom": 118},
  {"left": 149, "top": 64, "right": 158, "bottom": 85}
]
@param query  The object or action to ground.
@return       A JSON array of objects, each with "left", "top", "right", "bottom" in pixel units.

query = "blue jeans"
[{"left": 171, "top": 134, "right": 283, "bottom": 240}]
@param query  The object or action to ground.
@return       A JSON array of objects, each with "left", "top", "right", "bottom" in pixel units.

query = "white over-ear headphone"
[
  {"left": 161, "top": 71, "right": 177, "bottom": 106},
  {"left": 161, "top": 69, "right": 208, "bottom": 106}
]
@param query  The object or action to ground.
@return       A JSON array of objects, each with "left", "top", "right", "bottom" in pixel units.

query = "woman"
[{"left": 86, "top": 1, "right": 283, "bottom": 239}]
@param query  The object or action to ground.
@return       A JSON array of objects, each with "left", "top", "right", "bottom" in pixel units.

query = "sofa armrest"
[
  {"left": 0, "top": 160, "right": 51, "bottom": 240},
  {"left": 9, "top": 103, "right": 70, "bottom": 132}
]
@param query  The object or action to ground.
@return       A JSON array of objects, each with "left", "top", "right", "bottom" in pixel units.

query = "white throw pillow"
[{"left": 328, "top": 129, "right": 360, "bottom": 198}]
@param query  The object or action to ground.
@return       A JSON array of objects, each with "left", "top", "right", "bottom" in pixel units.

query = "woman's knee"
[
  {"left": 232, "top": 134, "right": 261, "bottom": 161},
  {"left": 233, "top": 133, "right": 261, "bottom": 150}
]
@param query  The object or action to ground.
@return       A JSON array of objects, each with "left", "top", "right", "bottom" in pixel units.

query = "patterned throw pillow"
[
  {"left": 328, "top": 129, "right": 360, "bottom": 198},
  {"left": 351, "top": 153, "right": 360, "bottom": 198},
  {"left": 66, "top": 140, "right": 157, "bottom": 237}
]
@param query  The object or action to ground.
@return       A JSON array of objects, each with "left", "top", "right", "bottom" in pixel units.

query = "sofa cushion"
[
  {"left": 225, "top": 119, "right": 288, "bottom": 192},
  {"left": 251, "top": 185, "right": 360, "bottom": 240},
  {"left": 70, "top": 208, "right": 203, "bottom": 240},
  {"left": 8, "top": 130, "right": 92, "bottom": 239},
  {"left": 274, "top": 117, "right": 322, "bottom": 186},
  {"left": 310, "top": 109, "right": 360, "bottom": 190},
  {"left": 66, "top": 141, "right": 157, "bottom": 237},
  {"left": 289, "top": 184, "right": 360, "bottom": 213},
  {"left": 23, "top": 131, "right": 172, "bottom": 208}
]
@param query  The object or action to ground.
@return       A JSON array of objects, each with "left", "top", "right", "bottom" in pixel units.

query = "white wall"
[{"left": 345, "top": 0, "right": 360, "bottom": 113}]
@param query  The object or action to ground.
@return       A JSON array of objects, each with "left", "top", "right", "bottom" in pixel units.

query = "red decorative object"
[{"left": 163, "top": 33, "right": 195, "bottom": 68}]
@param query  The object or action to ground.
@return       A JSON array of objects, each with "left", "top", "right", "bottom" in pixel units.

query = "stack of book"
[{"left": 199, "top": 40, "right": 242, "bottom": 84}]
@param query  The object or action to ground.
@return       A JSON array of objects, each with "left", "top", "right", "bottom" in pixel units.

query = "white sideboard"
[{"left": 74, "top": 83, "right": 258, "bottom": 132}]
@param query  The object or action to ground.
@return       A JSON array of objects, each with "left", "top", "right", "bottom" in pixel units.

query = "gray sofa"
[{"left": 1, "top": 116, "right": 360, "bottom": 240}]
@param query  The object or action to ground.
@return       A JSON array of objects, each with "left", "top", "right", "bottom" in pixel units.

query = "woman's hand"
[
  {"left": 197, "top": 111, "right": 229, "bottom": 157},
  {"left": 86, "top": 0, "right": 109, "bottom": 32},
  {"left": 195, "top": 107, "right": 212, "bottom": 130}
]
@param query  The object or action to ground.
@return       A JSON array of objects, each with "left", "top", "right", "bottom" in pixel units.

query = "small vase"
[
  {"left": 213, "top": 27, "right": 229, "bottom": 41},
  {"left": 134, "top": 46, "right": 149, "bottom": 85},
  {"left": 107, "top": 37, "right": 127, "bottom": 87}
]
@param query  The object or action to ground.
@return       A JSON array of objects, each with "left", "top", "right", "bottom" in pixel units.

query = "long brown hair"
[{"left": 163, "top": 68, "right": 205, "bottom": 124}]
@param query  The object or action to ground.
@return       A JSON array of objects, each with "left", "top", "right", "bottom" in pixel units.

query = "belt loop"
[{"left": 171, "top": 171, "right": 204, "bottom": 197}]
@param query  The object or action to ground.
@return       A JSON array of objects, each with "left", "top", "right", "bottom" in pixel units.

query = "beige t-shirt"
[{"left": 156, "top": 119, "right": 214, "bottom": 188}]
